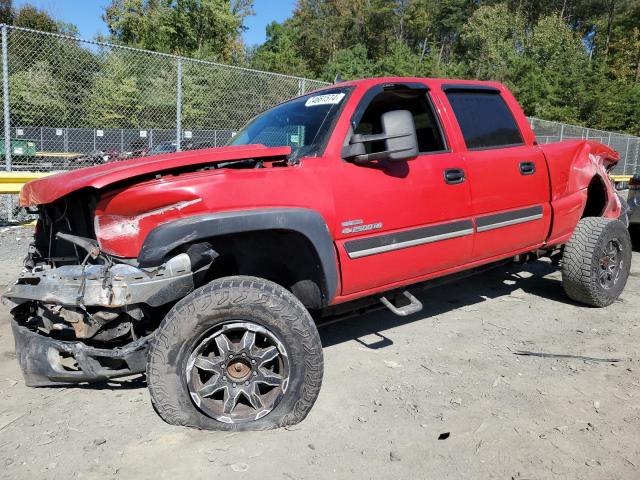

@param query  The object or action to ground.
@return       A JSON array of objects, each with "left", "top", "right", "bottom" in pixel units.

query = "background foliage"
[
  {"left": 251, "top": 0, "right": 640, "bottom": 135},
  {"left": 1, "top": 0, "right": 638, "bottom": 135}
]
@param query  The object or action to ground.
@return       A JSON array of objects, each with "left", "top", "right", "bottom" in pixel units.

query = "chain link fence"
[
  {"left": 0, "top": 24, "right": 326, "bottom": 172},
  {"left": 0, "top": 24, "right": 637, "bottom": 208},
  {"left": 529, "top": 118, "right": 640, "bottom": 175}
]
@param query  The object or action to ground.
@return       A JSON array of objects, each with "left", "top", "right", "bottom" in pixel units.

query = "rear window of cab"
[{"left": 444, "top": 89, "right": 524, "bottom": 150}]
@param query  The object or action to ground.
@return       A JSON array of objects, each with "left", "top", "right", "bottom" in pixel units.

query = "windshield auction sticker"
[{"left": 305, "top": 93, "right": 346, "bottom": 107}]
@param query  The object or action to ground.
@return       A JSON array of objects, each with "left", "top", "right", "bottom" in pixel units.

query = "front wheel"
[
  {"left": 562, "top": 217, "right": 632, "bottom": 307},
  {"left": 147, "top": 276, "right": 323, "bottom": 430}
]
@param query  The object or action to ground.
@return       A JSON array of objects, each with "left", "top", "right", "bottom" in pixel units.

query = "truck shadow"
[
  {"left": 40, "top": 375, "right": 148, "bottom": 390},
  {"left": 43, "top": 249, "right": 638, "bottom": 390},
  {"left": 43, "top": 263, "right": 562, "bottom": 391},
  {"left": 319, "top": 259, "right": 579, "bottom": 349}
]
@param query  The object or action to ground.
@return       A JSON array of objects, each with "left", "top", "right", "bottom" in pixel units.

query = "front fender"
[{"left": 137, "top": 208, "right": 339, "bottom": 304}]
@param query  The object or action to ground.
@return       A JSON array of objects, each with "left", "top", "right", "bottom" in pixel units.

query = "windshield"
[{"left": 228, "top": 87, "right": 351, "bottom": 157}]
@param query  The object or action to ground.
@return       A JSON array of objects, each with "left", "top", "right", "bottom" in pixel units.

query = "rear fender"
[{"left": 542, "top": 140, "right": 621, "bottom": 245}]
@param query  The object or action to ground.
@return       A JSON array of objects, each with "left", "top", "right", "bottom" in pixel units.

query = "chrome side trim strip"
[
  {"left": 347, "top": 228, "right": 474, "bottom": 259},
  {"left": 476, "top": 213, "right": 543, "bottom": 233}
]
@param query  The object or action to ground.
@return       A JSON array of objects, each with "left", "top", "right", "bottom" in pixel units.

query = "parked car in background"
[
  {"left": 146, "top": 141, "right": 177, "bottom": 156},
  {"left": 67, "top": 149, "right": 118, "bottom": 168},
  {"left": 184, "top": 141, "right": 214, "bottom": 151},
  {"left": 626, "top": 174, "right": 640, "bottom": 234},
  {"left": 145, "top": 141, "right": 215, "bottom": 156}
]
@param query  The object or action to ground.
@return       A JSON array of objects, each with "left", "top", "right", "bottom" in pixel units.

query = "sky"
[{"left": 12, "top": 0, "right": 297, "bottom": 46}]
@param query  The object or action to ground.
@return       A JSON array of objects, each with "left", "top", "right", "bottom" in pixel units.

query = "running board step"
[{"left": 379, "top": 291, "right": 423, "bottom": 317}]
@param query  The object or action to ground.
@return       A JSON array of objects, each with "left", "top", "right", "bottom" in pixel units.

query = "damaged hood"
[{"left": 20, "top": 144, "right": 292, "bottom": 206}]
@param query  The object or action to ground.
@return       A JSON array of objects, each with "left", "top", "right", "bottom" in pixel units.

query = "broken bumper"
[
  {"left": 3, "top": 252, "right": 196, "bottom": 308},
  {"left": 11, "top": 319, "right": 148, "bottom": 386},
  {"left": 3, "top": 251, "right": 215, "bottom": 385}
]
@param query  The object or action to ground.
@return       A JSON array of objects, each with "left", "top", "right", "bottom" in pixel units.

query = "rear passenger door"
[{"left": 442, "top": 85, "right": 551, "bottom": 260}]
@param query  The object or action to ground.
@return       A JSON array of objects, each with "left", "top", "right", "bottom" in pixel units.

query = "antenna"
[{"left": 333, "top": 73, "right": 343, "bottom": 84}]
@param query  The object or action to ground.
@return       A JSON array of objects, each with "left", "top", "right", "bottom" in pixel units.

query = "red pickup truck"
[{"left": 4, "top": 77, "right": 631, "bottom": 431}]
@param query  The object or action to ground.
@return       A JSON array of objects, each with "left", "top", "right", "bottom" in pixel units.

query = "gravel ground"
[
  {"left": 0, "top": 229, "right": 639, "bottom": 479},
  {"left": 0, "top": 226, "right": 31, "bottom": 286}
]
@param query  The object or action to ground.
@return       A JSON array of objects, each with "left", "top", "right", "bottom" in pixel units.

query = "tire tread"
[
  {"left": 562, "top": 217, "right": 631, "bottom": 307},
  {"left": 146, "top": 276, "right": 323, "bottom": 431}
]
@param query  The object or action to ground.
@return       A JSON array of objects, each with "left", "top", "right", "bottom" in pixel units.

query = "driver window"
[{"left": 354, "top": 90, "right": 446, "bottom": 154}]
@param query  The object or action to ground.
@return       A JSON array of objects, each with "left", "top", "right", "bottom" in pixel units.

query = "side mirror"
[{"left": 342, "top": 109, "right": 418, "bottom": 164}]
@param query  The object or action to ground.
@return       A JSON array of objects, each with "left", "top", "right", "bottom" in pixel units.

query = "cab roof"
[{"left": 310, "top": 76, "right": 507, "bottom": 93}]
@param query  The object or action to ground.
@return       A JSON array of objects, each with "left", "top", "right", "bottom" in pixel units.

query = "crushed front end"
[{"left": 3, "top": 190, "right": 215, "bottom": 386}]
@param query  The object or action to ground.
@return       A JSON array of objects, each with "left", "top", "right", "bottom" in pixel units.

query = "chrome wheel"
[
  {"left": 185, "top": 321, "right": 290, "bottom": 424},
  {"left": 598, "top": 239, "right": 623, "bottom": 290}
]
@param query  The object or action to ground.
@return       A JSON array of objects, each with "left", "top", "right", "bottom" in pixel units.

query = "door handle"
[
  {"left": 444, "top": 168, "right": 465, "bottom": 185},
  {"left": 520, "top": 161, "right": 536, "bottom": 175}
]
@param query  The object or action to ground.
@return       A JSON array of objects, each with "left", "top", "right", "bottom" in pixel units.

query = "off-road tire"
[
  {"left": 147, "top": 276, "right": 323, "bottom": 431},
  {"left": 562, "top": 217, "right": 632, "bottom": 307}
]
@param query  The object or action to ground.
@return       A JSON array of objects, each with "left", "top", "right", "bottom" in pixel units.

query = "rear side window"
[{"left": 445, "top": 91, "right": 523, "bottom": 149}]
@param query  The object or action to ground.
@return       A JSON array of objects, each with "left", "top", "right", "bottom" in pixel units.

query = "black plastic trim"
[
  {"left": 138, "top": 208, "right": 339, "bottom": 304},
  {"left": 11, "top": 320, "right": 148, "bottom": 386},
  {"left": 520, "top": 161, "right": 536, "bottom": 175},
  {"left": 467, "top": 142, "right": 526, "bottom": 152},
  {"left": 476, "top": 206, "right": 543, "bottom": 231},
  {"left": 345, "top": 219, "right": 474, "bottom": 258},
  {"left": 442, "top": 84, "right": 501, "bottom": 93},
  {"left": 444, "top": 168, "right": 466, "bottom": 185}
]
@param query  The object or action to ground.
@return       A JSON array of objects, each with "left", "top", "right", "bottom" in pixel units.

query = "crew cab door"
[
  {"left": 331, "top": 83, "right": 473, "bottom": 296},
  {"left": 441, "top": 85, "right": 551, "bottom": 260}
]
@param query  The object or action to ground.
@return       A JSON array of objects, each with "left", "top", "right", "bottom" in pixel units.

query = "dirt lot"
[{"left": 0, "top": 226, "right": 639, "bottom": 479}]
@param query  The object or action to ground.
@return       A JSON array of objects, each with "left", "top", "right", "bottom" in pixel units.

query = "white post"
[
  {"left": 176, "top": 58, "right": 182, "bottom": 151},
  {"left": 2, "top": 25, "right": 11, "bottom": 171}
]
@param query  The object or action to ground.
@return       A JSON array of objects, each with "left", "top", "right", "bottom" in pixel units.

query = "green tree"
[
  {"left": 104, "top": 0, "right": 253, "bottom": 62},
  {"left": 526, "top": 14, "right": 590, "bottom": 123},
  {"left": 251, "top": 22, "right": 311, "bottom": 77},
  {"left": 10, "top": 60, "right": 69, "bottom": 126},
  {"left": 4, "top": 4, "right": 97, "bottom": 129},
  {"left": 321, "top": 44, "right": 375, "bottom": 81},
  {"left": 285, "top": 0, "right": 353, "bottom": 75},
  {"left": 137, "top": 56, "right": 177, "bottom": 128},
  {"left": 249, "top": 0, "right": 640, "bottom": 134},
  {"left": 85, "top": 53, "right": 142, "bottom": 128},
  {"left": 0, "top": 0, "right": 13, "bottom": 24},
  {"left": 13, "top": 4, "right": 59, "bottom": 32},
  {"left": 374, "top": 40, "right": 422, "bottom": 77},
  {"left": 461, "top": 4, "right": 524, "bottom": 81}
]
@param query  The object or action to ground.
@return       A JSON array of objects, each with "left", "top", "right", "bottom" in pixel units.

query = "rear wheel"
[
  {"left": 147, "top": 276, "right": 323, "bottom": 430},
  {"left": 562, "top": 217, "right": 632, "bottom": 307}
]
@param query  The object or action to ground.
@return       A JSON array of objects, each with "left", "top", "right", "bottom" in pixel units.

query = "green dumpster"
[{"left": 0, "top": 139, "right": 37, "bottom": 157}]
